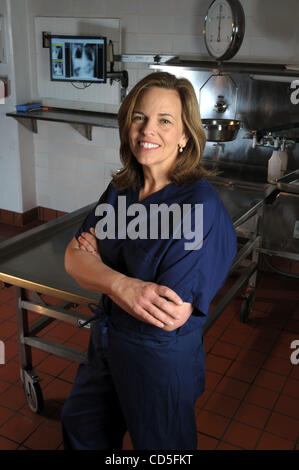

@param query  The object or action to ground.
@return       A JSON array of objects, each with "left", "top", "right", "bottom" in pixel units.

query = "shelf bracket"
[
  {"left": 13, "top": 117, "right": 38, "bottom": 134},
  {"left": 70, "top": 123, "right": 93, "bottom": 141}
]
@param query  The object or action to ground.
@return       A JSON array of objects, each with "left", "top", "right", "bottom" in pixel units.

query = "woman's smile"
[{"left": 138, "top": 140, "right": 161, "bottom": 150}]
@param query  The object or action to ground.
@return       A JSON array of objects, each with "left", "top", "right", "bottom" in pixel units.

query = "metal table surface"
[{"left": 0, "top": 204, "right": 100, "bottom": 305}]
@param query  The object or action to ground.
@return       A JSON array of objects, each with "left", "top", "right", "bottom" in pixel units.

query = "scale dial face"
[{"left": 204, "top": 0, "right": 245, "bottom": 61}]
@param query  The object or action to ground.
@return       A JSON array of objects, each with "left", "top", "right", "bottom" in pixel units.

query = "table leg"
[
  {"left": 15, "top": 286, "right": 32, "bottom": 372},
  {"left": 240, "top": 206, "right": 263, "bottom": 322},
  {"left": 15, "top": 286, "right": 44, "bottom": 413}
]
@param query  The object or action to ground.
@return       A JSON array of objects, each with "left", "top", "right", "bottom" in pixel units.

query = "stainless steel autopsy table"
[{"left": 0, "top": 180, "right": 273, "bottom": 413}]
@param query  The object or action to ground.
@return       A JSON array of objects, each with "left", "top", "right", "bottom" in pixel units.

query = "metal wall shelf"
[
  {"left": 6, "top": 107, "right": 119, "bottom": 141},
  {"left": 150, "top": 58, "right": 299, "bottom": 78}
]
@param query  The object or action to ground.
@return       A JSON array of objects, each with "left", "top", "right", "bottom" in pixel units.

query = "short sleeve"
[{"left": 155, "top": 195, "right": 237, "bottom": 317}]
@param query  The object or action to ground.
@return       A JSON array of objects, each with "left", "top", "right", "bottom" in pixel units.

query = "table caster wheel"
[{"left": 22, "top": 369, "right": 44, "bottom": 414}]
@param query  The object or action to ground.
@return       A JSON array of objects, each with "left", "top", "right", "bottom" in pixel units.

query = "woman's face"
[{"left": 128, "top": 86, "right": 188, "bottom": 175}]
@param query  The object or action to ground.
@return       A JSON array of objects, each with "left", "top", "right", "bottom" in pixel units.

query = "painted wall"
[{"left": 1, "top": 0, "right": 299, "bottom": 213}]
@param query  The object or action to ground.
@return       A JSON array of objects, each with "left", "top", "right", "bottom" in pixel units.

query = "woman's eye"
[
  {"left": 132, "top": 115, "right": 144, "bottom": 122},
  {"left": 161, "top": 119, "right": 171, "bottom": 125}
]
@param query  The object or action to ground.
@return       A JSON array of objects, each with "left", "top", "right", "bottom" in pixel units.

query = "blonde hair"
[{"left": 112, "top": 71, "right": 207, "bottom": 190}]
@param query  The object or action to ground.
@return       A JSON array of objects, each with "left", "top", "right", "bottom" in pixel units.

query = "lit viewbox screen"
[{"left": 50, "top": 35, "right": 107, "bottom": 83}]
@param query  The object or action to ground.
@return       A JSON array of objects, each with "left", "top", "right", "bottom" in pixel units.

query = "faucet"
[
  {"left": 212, "top": 142, "right": 225, "bottom": 160},
  {"left": 243, "top": 131, "right": 295, "bottom": 150}
]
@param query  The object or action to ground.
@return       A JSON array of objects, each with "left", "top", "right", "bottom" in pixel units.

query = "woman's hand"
[
  {"left": 110, "top": 276, "right": 193, "bottom": 330},
  {"left": 77, "top": 228, "right": 100, "bottom": 259},
  {"left": 76, "top": 228, "right": 193, "bottom": 330}
]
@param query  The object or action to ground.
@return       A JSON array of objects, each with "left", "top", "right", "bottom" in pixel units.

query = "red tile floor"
[{"left": 0, "top": 222, "right": 299, "bottom": 450}]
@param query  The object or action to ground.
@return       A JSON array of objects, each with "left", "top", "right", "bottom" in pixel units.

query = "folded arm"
[{"left": 64, "top": 230, "right": 193, "bottom": 331}]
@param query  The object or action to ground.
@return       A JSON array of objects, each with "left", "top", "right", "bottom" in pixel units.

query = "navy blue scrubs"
[{"left": 61, "top": 179, "right": 237, "bottom": 450}]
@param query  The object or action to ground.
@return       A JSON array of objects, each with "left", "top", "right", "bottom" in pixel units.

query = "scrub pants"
[{"left": 61, "top": 310, "right": 205, "bottom": 450}]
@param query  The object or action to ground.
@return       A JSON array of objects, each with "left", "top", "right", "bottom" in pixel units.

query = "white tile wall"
[
  {"left": 106, "top": 0, "right": 140, "bottom": 17},
  {"left": 27, "top": 0, "right": 74, "bottom": 16},
  {"left": 173, "top": 15, "right": 205, "bottom": 36},
  {"left": 139, "top": 15, "right": 175, "bottom": 35},
  {"left": 172, "top": 34, "right": 206, "bottom": 56},
  {"left": 121, "top": 15, "right": 139, "bottom": 33},
  {"left": 71, "top": 0, "right": 106, "bottom": 17},
  {"left": 2, "top": 0, "right": 299, "bottom": 213},
  {"left": 35, "top": 152, "right": 48, "bottom": 169},
  {"left": 105, "top": 148, "right": 121, "bottom": 166},
  {"left": 139, "top": 0, "right": 177, "bottom": 16},
  {"left": 33, "top": 117, "right": 120, "bottom": 211},
  {"left": 250, "top": 37, "right": 296, "bottom": 62},
  {"left": 50, "top": 186, "right": 78, "bottom": 213},
  {"left": 138, "top": 34, "right": 173, "bottom": 54},
  {"left": 104, "top": 162, "right": 120, "bottom": 188},
  {"left": 122, "top": 32, "right": 140, "bottom": 55}
]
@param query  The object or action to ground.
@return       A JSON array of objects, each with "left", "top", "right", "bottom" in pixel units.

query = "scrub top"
[{"left": 74, "top": 178, "right": 237, "bottom": 334}]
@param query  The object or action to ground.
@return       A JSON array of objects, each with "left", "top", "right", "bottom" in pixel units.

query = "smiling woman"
[{"left": 61, "top": 72, "right": 237, "bottom": 451}]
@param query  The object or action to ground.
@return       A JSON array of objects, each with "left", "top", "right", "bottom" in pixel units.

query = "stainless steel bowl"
[{"left": 202, "top": 119, "right": 241, "bottom": 142}]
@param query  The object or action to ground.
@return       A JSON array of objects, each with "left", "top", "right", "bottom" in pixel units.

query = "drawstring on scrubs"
[{"left": 78, "top": 301, "right": 109, "bottom": 349}]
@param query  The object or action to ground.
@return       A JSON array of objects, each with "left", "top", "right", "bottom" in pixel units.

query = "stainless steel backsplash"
[{"left": 160, "top": 67, "right": 299, "bottom": 173}]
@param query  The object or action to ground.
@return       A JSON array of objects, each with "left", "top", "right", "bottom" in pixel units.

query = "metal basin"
[{"left": 202, "top": 119, "right": 241, "bottom": 142}]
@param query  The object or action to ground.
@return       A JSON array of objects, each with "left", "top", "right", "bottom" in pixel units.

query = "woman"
[{"left": 61, "top": 72, "right": 237, "bottom": 450}]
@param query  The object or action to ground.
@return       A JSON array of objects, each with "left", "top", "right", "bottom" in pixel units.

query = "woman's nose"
[{"left": 141, "top": 118, "right": 156, "bottom": 135}]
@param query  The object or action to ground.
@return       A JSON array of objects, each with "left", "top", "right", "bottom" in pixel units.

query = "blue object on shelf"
[{"left": 16, "top": 103, "right": 42, "bottom": 112}]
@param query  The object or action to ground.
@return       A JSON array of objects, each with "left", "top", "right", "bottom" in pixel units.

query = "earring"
[{"left": 179, "top": 145, "right": 184, "bottom": 153}]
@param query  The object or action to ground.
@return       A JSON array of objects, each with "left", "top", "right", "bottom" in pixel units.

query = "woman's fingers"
[
  {"left": 81, "top": 231, "right": 97, "bottom": 247},
  {"left": 156, "top": 285, "right": 183, "bottom": 305},
  {"left": 136, "top": 283, "right": 183, "bottom": 324},
  {"left": 109, "top": 276, "right": 185, "bottom": 329},
  {"left": 135, "top": 307, "right": 166, "bottom": 329},
  {"left": 153, "top": 296, "right": 183, "bottom": 319},
  {"left": 145, "top": 302, "right": 175, "bottom": 327},
  {"left": 78, "top": 231, "right": 98, "bottom": 253},
  {"left": 109, "top": 294, "right": 165, "bottom": 329},
  {"left": 78, "top": 236, "right": 92, "bottom": 251}
]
